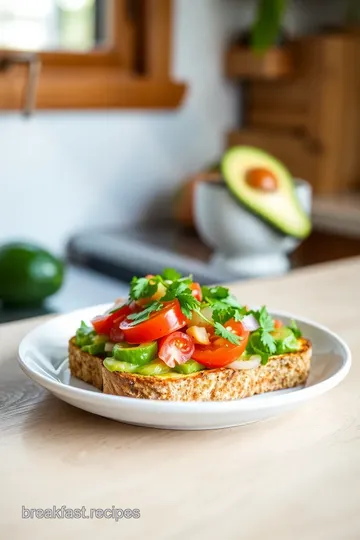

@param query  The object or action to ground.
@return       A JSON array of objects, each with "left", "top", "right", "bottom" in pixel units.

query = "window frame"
[{"left": 0, "top": 0, "right": 186, "bottom": 110}]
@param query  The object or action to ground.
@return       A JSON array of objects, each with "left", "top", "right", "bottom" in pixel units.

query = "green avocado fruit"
[
  {"left": 222, "top": 146, "right": 311, "bottom": 239},
  {"left": 0, "top": 242, "right": 64, "bottom": 305}
]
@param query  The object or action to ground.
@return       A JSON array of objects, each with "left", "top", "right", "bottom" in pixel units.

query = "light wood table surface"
[{"left": 1, "top": 258, "right": 359, "bottom": 540}]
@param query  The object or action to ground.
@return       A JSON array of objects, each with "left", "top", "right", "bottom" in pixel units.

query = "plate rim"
[{"left": 18, "top": 305, "right": 352, "bottom": 412}]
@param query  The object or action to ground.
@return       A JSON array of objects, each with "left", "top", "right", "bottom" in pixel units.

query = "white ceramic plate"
[{"left": 18, "top": 304, "right": 351, "bottom": 430}]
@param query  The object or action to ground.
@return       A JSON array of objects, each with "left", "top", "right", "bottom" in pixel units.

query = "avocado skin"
[
  {"left": 226, "top": 185, "right": 310, "bottom": 240},
  {"left": 0, "top": 242, "right": 64, "bottom": 305},
  {"left": 222, "top": 146, "right": 312, "bottom": 239}
]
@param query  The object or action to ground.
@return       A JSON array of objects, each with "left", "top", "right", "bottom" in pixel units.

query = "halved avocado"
[{"left": 222, "top": 146, "right": 311, "bottom": 239}]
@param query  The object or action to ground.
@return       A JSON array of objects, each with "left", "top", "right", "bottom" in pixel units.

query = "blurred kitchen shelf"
[
  {"left": 225, "top": 45, "right": 294, "bottom": 80},
  {"left": 227, "top": 34, "right": 360, "bottom": 194}
]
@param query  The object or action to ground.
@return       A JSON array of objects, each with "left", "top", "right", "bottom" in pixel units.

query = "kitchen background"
[{"left": 0, "top": 0, "right": 359, "bottom": 318}]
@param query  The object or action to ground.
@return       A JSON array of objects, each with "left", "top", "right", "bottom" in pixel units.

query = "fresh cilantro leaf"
[
  {"left": 178, "top": 276, "right": 193, "bottom": 283},
  {"left": 129, "top": 276, "right": 158, "bottom": 300},
  {"left": 210, "top": 299, "right": 232, "bottom": 311},
  {"left": 259, "top": 329, "right": 276, "bottom": 354},
  {"left": 162, "top": 281, "right": 189, "bottom": 300},
  {"left": 233, "top": 308, "right": 247, "bottom": 322},
  {"left": 287, "top": 319, "right": 302, "bottom": 339},
  {"left": 109, "top": 303, "right": 127, "bottom": 314},
  {"left": 210, "top": 297, "right": 247, "bottom": 327},
  {"left": 177, "top": 293, "right": 199, "bottom": 318},
  {"left": 75, "top": 321, "right": 95, "bottom": 347},
  {"left": 245, "top": 328, "right": 275, "bottom": 363},
  {"left": 258, "top": 306, "right": 275, "bottom": 332},
  {"left": 202, "top": 286, "right": 246, "bottom": 325},
  {"left": 202, "top": 285, "right": 230, "bottom": 300},
  {"left": 162, "top": 268, "right": 182, "bottom": 281},
  {"left": 213, "top": 322, "right": 241, "bottom": 345},
  {"left": 78, "top": 320, "right": 94, "bottom": 335},
  {"left": 126, "top": 301, "right": 163, "bottom": 325},
  {"left": 200, "top": 286, "right": 210, "bottom": 299},
  {"left": 161, "top": 280, "right": 200, "bottom": 317},
  {"left": 212, "top": 305, "right": 235, "bottom": 325},
  {"left": 251, "top": 306, "right": 274, "bottom": 332}
]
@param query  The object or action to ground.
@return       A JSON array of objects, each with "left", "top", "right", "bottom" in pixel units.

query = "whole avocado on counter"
[
  {"left": 0, "top": 242, "right": 64, "bottom": 305},
  {"left": 222, "top": 146, "right": 311, "bottom": 239}
]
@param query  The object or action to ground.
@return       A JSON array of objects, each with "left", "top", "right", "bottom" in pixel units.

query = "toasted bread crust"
[
  {"left": 69, "top": 338, "right": 103, "bottom": 390},
  {"left": 69, "top": 337, "right": 312, "bottom": 401}
]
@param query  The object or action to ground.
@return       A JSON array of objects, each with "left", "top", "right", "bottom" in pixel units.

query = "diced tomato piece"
[
  {"left": 273, "top": 319, "right": 283, "bottom": 329},
  {"left": 190, "top": 282, "right": 202, "bottom": 302},
  {"left": 91, "top": 303, "right": 132, "bottom": 335},
  {"left": 120, "top": 300, "right": 187, "bottom": 344},
  {"left": 109, "top": 316, "right": 126, "bottom": 342},
  {"left": 192, "top": 319, "right": 249, "bottom": 369},
  {"left": 158, "top": 331, "right": 195, "bottom": 368}
]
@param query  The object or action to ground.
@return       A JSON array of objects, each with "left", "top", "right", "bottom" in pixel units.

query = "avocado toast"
[
  {"left": 69, "top": 269, "right": 312, "bottom": 402},
  {"left": 69, "top": 337, "right": 311, "bottom": 401}
]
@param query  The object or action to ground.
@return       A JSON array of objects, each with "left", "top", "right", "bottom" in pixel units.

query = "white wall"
[{"left": 0, "top": 0, "right": 245, "bottom": 254}]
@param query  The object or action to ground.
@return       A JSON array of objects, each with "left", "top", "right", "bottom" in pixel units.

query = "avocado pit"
[{"left": 245, "top": 168, "right": 278, "bottom": 192}]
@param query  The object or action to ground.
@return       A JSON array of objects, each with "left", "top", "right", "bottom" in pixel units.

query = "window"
[
  {"left": 0, "top": 0, "right": 186, "bottom": 110},
  {"left": 0, "top": 0, "right": 106, "bottom": 51}
]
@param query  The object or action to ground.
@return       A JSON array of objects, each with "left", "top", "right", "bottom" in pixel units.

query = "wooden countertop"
[{"left": 1, "top": 257, "right": 360, "bottom": 540}]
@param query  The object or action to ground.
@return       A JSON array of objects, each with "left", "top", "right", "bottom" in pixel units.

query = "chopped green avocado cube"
[
  {"left": 113, "top": 341, "right": 157, "bottom": 365},
  {"left": 93, "top": 334, "right": 108, "bottom": 345},
  {"left": 103, "top": 358, "right": 140, "bottom": 373},
  {"left": 135, "top": 361, "right": 171, "bottom": 376},
  {"left": 81, "top": 342, "right": 106, "bottom": 355},
  {"left": 174, "top": 360, "right": 205, "bottom": 374}
]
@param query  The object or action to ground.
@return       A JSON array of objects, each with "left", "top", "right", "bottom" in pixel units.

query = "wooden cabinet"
[{"left": 227, "top": 35, "right": 360, "bottom": 194}]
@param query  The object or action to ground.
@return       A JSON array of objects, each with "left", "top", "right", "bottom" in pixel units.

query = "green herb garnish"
[
  {"left": 202, "top": 285, "right": 247, "bottom": 334},
  {"left": 125, "top": 270, "right": 265, "bottom": 346},
  {"left": 75, "top": 320, "right": 95, "bottom": 347},
  {"left": 129, "top": 276, "right": 158, "bottom": 301},
  {"left": 162, "top": 268, "right": 182, "bottom": 281},
  {"left": 126, "top": 301, "right": 163, "bottom": 325},
  {"left": 213, "top": 322, "right": 242, "bottom": 345},
  {"left": 245, "top": 306, "right": 276, "bottom": 363},
  {"left": 287, "top": 319, "right": 302, "bottom": 339}
]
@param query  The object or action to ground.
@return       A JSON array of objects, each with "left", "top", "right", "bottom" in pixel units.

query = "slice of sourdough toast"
[
  {"left": 69, "top": 338, "right": 103, "bottom": 390},
  {"left": 69, "top": 337, "right": 312, "bottom": 401}
]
